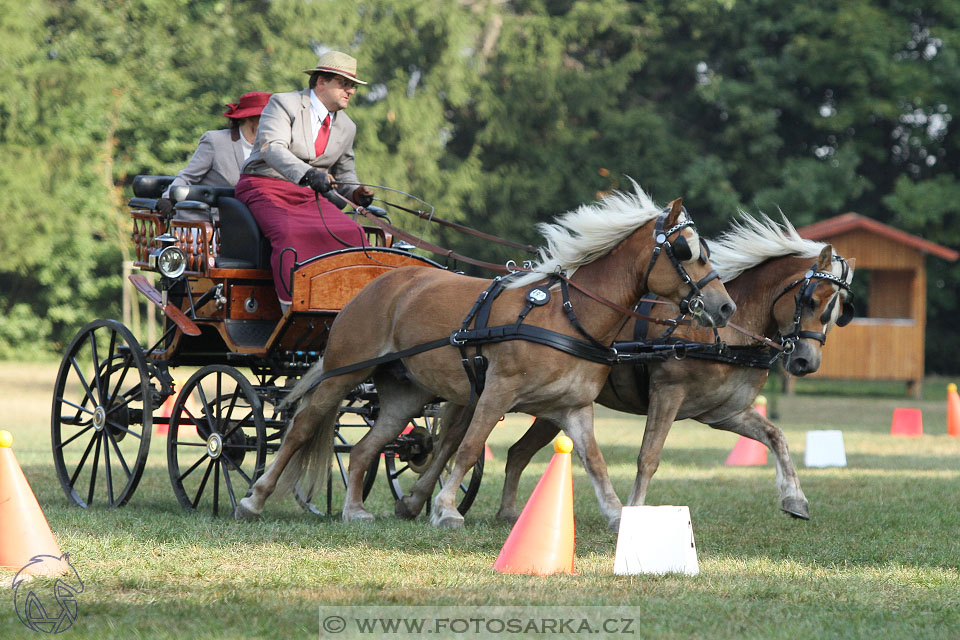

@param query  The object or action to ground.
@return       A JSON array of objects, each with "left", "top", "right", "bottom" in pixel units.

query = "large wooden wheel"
[
  {"left": 166, "top": 365, "right": 267, "bottom": 516},
  {"left": 51, "top": 319, "right": 153, "bottom": 508}
]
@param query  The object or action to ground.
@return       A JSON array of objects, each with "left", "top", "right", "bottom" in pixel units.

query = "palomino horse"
[
  {"left": 494, "top": 213, "right": 855, "bottom": 522},
  {"left": 235, "top": 188, "right": 736, "bottom": 528}
]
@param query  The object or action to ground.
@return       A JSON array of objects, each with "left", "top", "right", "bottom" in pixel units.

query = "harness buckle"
[
  {"left": 450, "top": 331, "right": 467, "bottom": 346},
  {"left": 684, "top": 296, "right": 705, "bottom": 317}
]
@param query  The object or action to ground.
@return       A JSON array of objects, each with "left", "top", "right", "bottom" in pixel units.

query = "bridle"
[
  {"left": 771, "top": 255, "right": 854, "bottom": 353},
  {"left": 643, "top": 208, "right": 719, "bottom": 318}
]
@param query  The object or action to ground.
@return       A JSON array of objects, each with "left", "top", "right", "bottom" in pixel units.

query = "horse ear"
[
  {"left": 817, "top": 245, "right": 832, "bottom": 270},
  {"left": 666, "top": 198, "right": 683, "bottom": 225}
]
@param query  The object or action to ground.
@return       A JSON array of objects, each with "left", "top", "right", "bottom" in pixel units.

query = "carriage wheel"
[
  {"left": 51, "top": 319, "right": 153, "bottom": 508},
  {"left": 295, "top": 388, "right": 379, "bottom": 516},
  {"left": 166, "top": 365, "right": 267, "bottom": 517},
  {"left": 382, "top": 412, "right": 484, "bottom": 516}
]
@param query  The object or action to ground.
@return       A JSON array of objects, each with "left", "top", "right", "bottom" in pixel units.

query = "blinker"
[
  {"left": 672, "top": 234, "right": 693, "bottom": 261},
  {"left": 837, "top": 300, "right": 855, "bottom": 327}
]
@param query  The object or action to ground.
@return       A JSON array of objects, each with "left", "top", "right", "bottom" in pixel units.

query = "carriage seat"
[
  {"left": 216, "top": 197, "right": 272, "bottom": 270},
  {"left": 132, "top": 175, "right": 175, "bottom": 198}
]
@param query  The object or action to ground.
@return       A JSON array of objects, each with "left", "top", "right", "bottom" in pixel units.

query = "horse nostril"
[
  {"left": 793, "top": 358, "right": 809, "bottom": 372},
  {"left": 720, "top": 301, "right": 737, "bottom": 319}
]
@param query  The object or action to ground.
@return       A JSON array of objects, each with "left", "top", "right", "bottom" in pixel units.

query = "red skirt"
[{"left": 235, "top": 174, "right": 366, "bottom": 302}]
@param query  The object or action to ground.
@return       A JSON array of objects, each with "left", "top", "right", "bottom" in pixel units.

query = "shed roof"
[{"left": 797, "top": 212, "right": 958, "bottom": 262}]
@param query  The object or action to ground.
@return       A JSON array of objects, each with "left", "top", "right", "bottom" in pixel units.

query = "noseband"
[
  {"left": 772, "top": 256, "right": 854, "bottom": 351},
  {"left": 643, "top": 208, "right": 719, "bottom": 318}
]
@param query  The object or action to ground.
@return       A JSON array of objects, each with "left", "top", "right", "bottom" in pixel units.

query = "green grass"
[{"left": 1, "top": 362, "right": 958, "bottom": 639}]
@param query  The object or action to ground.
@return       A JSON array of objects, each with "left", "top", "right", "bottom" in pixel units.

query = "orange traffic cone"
[
  {"left": 725, "top": 436, "right": 767, "bottom": 466},
  {"left": 484, "top": 443, "right": 494, "bottom": 461},
  {"left": 891, "top": 408, "right": 923, "bottom": 437},
  {"left": 0, "top": 431, "right": 66, "bottom": 576},
  {"left": 754, "top": 395, "right": 768, "bottom": 418},
  {"left": 155, "top": 393, "right": 176, "bottom": 435},
  {"left": 948, "top": 384, "right": 960, "bottom": 437},
  {"left": 493, "top": 435, "right": 575, "bottom": 575}
]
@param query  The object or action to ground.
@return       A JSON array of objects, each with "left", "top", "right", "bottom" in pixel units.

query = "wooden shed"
[{"left": 795, "top": 213, "right": 958, "bottom": 397}]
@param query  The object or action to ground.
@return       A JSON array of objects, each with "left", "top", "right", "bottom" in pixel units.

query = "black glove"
[
  {"left": 155, "top": 197, "right": 174, "bottom": 217},
  {"left": 300, "top": 168, "right": 332, "bottom": 193},
  {"left": 353, "top": 185, "right": 374, "bottom": 207}
]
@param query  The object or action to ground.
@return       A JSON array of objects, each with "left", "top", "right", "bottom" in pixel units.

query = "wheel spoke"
[
  {"left": 89, "top": 331, "right": 103, "bottom": 405},
  {"left": 221, "top": 461, "right": 238, "bottom": 513},
  {"left": 104, "top": 429, "right": 133, "bottom": 480},
  {"left": 221, "top": 453, "right": 253, "bottom": 485},
  {"left": 194, "top": 383, "right": 217, "bottom": 438},
  {"left": 86, "top": 432, "right": 102, "bottom": 506},
  {"left": 68, "top": 356, "right": 97, "bottom": 410},
  {"left": 103, "top": 419, "right": 143, "bottom": 440},
  {"left": 191, "top": 458, "right": 215, "bottom": 508},
  {"left": 213, "top": 460, "right": 220, "bottom": 516},
  {"left": 56, "top": 396, "right": 96, "bottom": 419},
  {"left": 57, "top": 424, "right": 95, "bottom": 449},
  {"left": 105, "top": 354, "right": 132, "bottom": 409},
  {"left": 104, "top": 386, "right": 145, "bottom": 419},
  {"left": 68, "top": 431, "right": 99, "bottom": 487},
  {"left": 221, "top": 410, "right": 255, "bottom": 440},
  {"left": 388, "top": 462, "right": 410, "bottom": 481},
  {"left": 103, "top": 432, "right": 115, "bottom": 505},
  {"left": 178, "top": 452, "right": 210, "bottom": 483}
]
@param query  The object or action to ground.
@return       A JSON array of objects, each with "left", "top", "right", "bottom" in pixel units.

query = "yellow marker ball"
[
  {"left": 755, "top": 395, "right": 768, "bottom": 407},
  {"left": 554, "top": 434, "right": 574, "bottom": 454},
  {"left": 949, "top": 383, "right": 957, "bottom": 393},
  {"left": 0, "top": 430, "right": 13, "bottom": 448}
]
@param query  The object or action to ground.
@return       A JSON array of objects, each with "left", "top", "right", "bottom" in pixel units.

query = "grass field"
[{"left": 1, "top": 361, "right": 958, "bottom": 639}]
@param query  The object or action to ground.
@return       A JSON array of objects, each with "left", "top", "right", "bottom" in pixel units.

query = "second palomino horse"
[
  {"left": 236, "top": 187, "right": 736, "bottom": 529},
  {"left": 495, "top": 213, "right": 855, "bottom": 521}
]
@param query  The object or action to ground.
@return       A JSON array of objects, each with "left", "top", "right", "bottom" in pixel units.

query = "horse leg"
[
  {"left": 559, "top": 404, "right": 623, "bottom": 531},
  {"left": 626, "top": 390, "right": 684, "bottom": 507},
  {"left": 496, "top": 417, "right": 560, "bottom": 523},
  {"left": 710, "top": 408, "right": 809, "bottom": 519},
  {"left": 342, "top": 377, "right": 435, "bottom": 523},
  {"left": 430, "top": 393, "right": 515, "bottom": 529},
  {"left": 395, "top": 403, "right": 471, "bottom": 520},
  {"left": 236, "top": 376, "right": 355, "bottom": 520}
]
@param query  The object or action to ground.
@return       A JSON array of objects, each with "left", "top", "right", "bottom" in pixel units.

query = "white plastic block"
[
  {"left": 804, "top": 430, "right": 847, "bottom": 468},
  {"left": 613, "top": 505, "right": 699, "bottom": 576}
]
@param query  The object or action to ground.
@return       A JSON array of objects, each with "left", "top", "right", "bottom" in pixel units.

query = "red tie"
[{"left": 314, "top": 114, "right": 331, "bottom": 156}]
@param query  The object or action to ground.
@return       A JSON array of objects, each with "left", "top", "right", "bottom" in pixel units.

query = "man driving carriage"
[{"left": 235, "top": 50, "right": 376, "bottom": 311}]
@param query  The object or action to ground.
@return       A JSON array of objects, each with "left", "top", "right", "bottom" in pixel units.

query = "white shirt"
[
  {"left": 240, "top": 134, "right": 253, "bottom": 161},
  {"left": 309, "top": 89, "right": 335, "bottom": 141}
]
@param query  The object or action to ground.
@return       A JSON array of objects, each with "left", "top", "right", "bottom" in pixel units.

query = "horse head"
[
  {"left": 644, "top": 198, "right": 737, "bottom": 328},
  {"left": 772, "top": 245, "right": 856, "bottom": 375}
]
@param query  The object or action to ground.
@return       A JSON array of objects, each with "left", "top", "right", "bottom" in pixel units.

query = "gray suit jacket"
[
  {"left": 165, "top": 128, "right": 244, "bottom": 195},
  {"left": 241, "top": 88, "right": 360, "bottom": 200}
]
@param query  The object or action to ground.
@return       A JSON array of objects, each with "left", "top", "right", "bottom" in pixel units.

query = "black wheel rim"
[
  {"left": 51, "top": 319, "right": 153, "bottom": 508},
  {"left": 166, "top": 365, "right": 266, "bottom": 516},
  {"left": 383, "top": 414, "right": 484, "bottom": 516}
]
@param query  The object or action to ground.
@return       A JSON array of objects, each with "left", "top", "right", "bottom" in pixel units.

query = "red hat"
[{"left": 224, "top": 91, "right": 271, "bottom": 119}]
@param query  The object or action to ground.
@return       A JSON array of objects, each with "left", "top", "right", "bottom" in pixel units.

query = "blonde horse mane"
[
  {"left": 507, "top": 180, "right": 664, "bottom": 289},
  {"left": 708, "top": 212, "right": 848, "bottom": 283}
]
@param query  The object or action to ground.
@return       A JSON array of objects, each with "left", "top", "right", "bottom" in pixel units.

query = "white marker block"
[
  {"left": 613, "top": 505, "right": 699, "bottom": 576},
  {"left": 804, "top": 430, "right": 847, "bottom": 468}
]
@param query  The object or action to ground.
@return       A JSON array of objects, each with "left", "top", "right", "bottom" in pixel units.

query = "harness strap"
[{"left": 453, "top": 324, "right": 616, "bottom": 364}]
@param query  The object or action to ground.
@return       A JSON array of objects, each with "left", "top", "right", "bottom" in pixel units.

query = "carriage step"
[{"left": 223, "top": 319, "right": 275, "bottom": 347}]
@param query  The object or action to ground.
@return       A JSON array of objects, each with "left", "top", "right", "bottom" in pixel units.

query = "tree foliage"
[{"left": 2, "top": 0, "right": 958, "bottom": 371}]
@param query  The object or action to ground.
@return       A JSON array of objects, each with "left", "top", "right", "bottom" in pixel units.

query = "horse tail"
[
  {"left": 279, "top": 357, "right": 326, "bottom": 410},
  {"left": 274, "top": 388, "right": 337, "bottom": 505}
]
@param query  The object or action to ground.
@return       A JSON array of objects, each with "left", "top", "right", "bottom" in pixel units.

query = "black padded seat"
[
  {"left": 217, "top": 197, "right": 272, "bottom": 270},
  {"left": 168, "top": 184, "right": 235, "bottom": 206},
  {"left": 132, "top": 175, "right": 175, "bottom": 198}
]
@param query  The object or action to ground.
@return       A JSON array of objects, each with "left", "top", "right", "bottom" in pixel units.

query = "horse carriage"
[{"left": 50, "top": 176, "right": 483, "bottom": 517}]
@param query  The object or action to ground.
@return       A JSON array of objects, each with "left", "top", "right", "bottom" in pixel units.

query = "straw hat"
[
  {"left": 223, "top": 91, "right": 271, "bottom": 119},
  {"left": 303, "top": 51, "right": 368, "bottom": 85}
]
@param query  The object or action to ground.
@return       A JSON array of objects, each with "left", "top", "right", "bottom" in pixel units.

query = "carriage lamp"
[{"left": 149, "top": 233, "right": 187, "bottom": 279}]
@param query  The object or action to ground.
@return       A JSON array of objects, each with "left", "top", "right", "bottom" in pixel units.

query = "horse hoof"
[
  {"left": 395, "top": 497, "right": 423, "bottom": 520},
  {"left": 234, "top": 499, "right": 259, "bottom": 521},
  {"left": 342, "top": 509, "right": 375, "bottom": 524},
  {"left": 607, "top": 517, "right": 621, "bottom": 532},
  {"left": 781, "top": 498, "right": 810, "bottom": 520},
  {"left": 431, "top": 511, "right": 464, "bottom": 529},
  {"left": 495, "top": 509, "right": 519, "bottom": 524}
]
